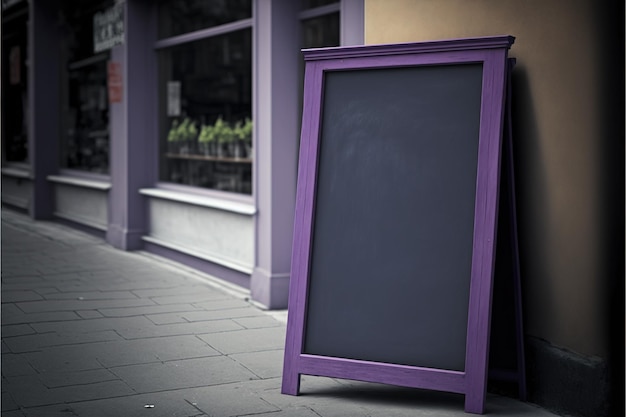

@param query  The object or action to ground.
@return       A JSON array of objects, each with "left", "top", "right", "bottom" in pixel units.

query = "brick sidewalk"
[{"left": 1, "top": 208, "right": 557, "bottom": 417}]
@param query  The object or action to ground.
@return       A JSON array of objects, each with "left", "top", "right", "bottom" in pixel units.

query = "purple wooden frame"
[{"left": 282, "top": 36, "right": 514, "bottom": 414}]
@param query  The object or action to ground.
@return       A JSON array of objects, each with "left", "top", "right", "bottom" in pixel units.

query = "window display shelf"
[{"left": 165, "top": 153, "right": 252, "bottom": 164}]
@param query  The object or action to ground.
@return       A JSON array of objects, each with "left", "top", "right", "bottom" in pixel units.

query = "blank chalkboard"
[
  {"left": 303, "top": 65, "right": 483, "bottom": 371},
  {"left": 282, "top": 36, "right": 515, "bottom": 414}
]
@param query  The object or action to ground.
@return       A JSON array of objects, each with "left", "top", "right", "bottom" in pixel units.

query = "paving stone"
[
  {"left": 116, "top": 319, "right": 243, "bottom": 339},
  {"left": 16, "top": 298, "right": 156, "bottom": 313},
  {"left": 2, "top": 282, "right": 56, "bottom": 291},
  {"left": 83, "top": 335, "right": 220, "bottom": 367},
  {"left": 76, "top": 310, "right": 105, "bottom": 319},
  {"left": 198, "top": 327, "right": 286, "bottom": 354},
  {"left": 229, "top": 349, "right": 284, "bottom": 379},
  {"left": 6, "top": 377, "right": 133, "bottom": 407},
  {"left": 1, "top": 324, "right": 35, "bottom": 337},
  {"left": 24, "top": 348, "right": 104, "bottom": 373},
  {"left": 111, "top": 356, "right": 258, "bottom": 393},
  {"left": 1, "top": 392, "right": 19, "bottom": 412},
  {"left": 2, "top": 412, "right": 27, "bottom": 417},
  {"left": 2, "top": 375, "right": 65, "bottom": 407},
  {"left": 1, "top": 291, "right": 44, "bottom": 303},
  {"left": 131, "top": 285, "right": 217, "bottom": 298},
  {"left": 247, "top": 408, "right": 321, "bottom": 417},
  {"left": 181, "top": 307, "right": 265, "bottom": 322},
  {"left": 181, "top": 383, "right": 280, "bottom": 417},
  {"left": 32, "top": 391, "right": 200, "bottom": 417},
  {"left": 192, "top": 298, "right": 251, "bottom": 310},
  {"left": 31, "top": 315, "right": 154, "bottom": 334},
  {"left": 43, "top": 291, "right": 138, "bottom": 300},
  {"left": 146, "top": 313, "right": 188, "bottom": 325},
  {"left": 1, "top": 311, "right": 82, "bottom": 326},
  {"left": 4, "top": 330, "right": 123, "bottom": 353},
  {"left": 233, "top": 315, "right": 284, "bottom": 329},
  {"left": 38, "top": 369, "right": 119, "bottom": 388},
  {"left": 98, "top": 303, "right": 203, "bottom": 318},
  {"left": 2, "top": 353, "right": 37, "bottom": 376},
  {"left": 149, "top": 292, "right": 230, "bottom": 305}
]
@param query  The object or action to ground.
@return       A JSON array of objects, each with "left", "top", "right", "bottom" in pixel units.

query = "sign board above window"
[{"left": 93, "top": 3, "right": 124, "bottom": 53}]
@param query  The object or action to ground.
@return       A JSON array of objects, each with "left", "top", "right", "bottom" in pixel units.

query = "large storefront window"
[
  {"left": 2, "top": 2, "right": 29, "bottom": 164},
  {"left": 59, "top": 0, "right": 112, "bottom": 174},
  {"left": 158, "top": 1, "right": 252, "bottom": 195}
]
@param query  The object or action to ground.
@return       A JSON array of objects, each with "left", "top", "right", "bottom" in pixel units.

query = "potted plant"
[
  {"left": 198, "top": 123, "right": 217, "bottom": 156},
  {"left": 167, "top": 119, "right": 181, "bottom": 153},
  {"left": 176, "top": 117, "right": 198, "bottom": 154},
  {"left": 233, "top": 118, "right": 253, "bottom": 159},
  {"left": 213, "top": 117, "right": 234, "bottom": 157}
]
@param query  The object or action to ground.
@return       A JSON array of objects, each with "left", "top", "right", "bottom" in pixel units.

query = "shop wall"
[{"left": 364, "top": 0, "right": 623, "bottom": 415}]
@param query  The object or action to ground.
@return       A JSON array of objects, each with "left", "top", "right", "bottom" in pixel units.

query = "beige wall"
[{"left": 364, "top": 0, "right": 613, "bottom": 358}]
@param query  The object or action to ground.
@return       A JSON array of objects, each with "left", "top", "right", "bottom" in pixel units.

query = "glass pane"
[
  {"left": 60, "top": 0, "right": 114, "bottom": 62},
  {"left": 58, "top": 0, "right": 112, "bottom": 174},
  {"left": 302, "top": 12, "right": 340, "bottom": 49},
  {"left": 61, "top": 59, "right": 110, "bottom": 174},
  {"left": 158, "top": 0, "right": 252, "bottom": 39},
  {"left": 301, "top": 0, "right": 339, "bottom": 10},
  {"left": 2, "top": 7, "right": 29, "bottom": 163},
  {"left": 158, "top": 29, "right": 253, "bottom": 195}
]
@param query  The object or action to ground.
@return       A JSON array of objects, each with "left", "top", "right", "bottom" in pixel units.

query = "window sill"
[
  {"left": 2, "top": 167, "right": 32, "bottom": 179},
  {"left": 47, "top": 175, "right": 112, "bottom": 190},
  {"left": 140, "top": 187, "right": 256, "bottom": 215}
]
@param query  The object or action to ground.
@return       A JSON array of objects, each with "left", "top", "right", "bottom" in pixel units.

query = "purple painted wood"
[
  {"left": 282, "top": 36, "right": 514, "bottom": 415},
  {"left": 463, "top": 47, "right": 509, "bottom": 414},
  {"left": 300, "top": 355, "right": 466, "bottom": 394},
  {"left": 282, "top": 60, "right": 324, "bottom": 395}
]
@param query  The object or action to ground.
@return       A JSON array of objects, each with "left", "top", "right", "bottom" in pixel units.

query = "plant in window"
[
  {"left": 233, "top": 117, "right": 253, "bottom": 158},
  {"left": 176, "top": 117, "right": 198, "bottom": 154},
  {"left": 198, "top": 122, "right": 217, "bottom": 156},
  {"left": 213, "top": 117, "right": 234, "bottom": 157},
  {"left": 167, "top": 119, "right": 181, "bottom": 153}
]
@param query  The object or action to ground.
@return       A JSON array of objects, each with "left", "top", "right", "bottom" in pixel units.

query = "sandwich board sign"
[{"left": 282, "top": 36, "right": 516, "bottom": 414}]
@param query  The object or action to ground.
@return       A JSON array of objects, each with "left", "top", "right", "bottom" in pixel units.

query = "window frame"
[{"left": 154, "top": 6, "right": 254, "bottom": 202}]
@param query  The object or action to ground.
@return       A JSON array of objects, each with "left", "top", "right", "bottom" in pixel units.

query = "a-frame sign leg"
[{"left": 488, "top": 57, "right": 527, "bottom": 401}]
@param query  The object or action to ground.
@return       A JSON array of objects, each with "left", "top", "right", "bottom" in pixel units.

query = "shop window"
[
  {"left": 157, "top": 2, "right": 252, "bottom": 195},
  {"left": 59, "top": 0, "right": 113, "bottom": 175},
  {"left": 158, "top": 0, "right": 252, "bottom": 39},
  {"left": 1, "top": 3, "right": 29, "bottom": 164},
  {"left": 302, "top": 11, "right": 340, "bottom": 49},
  {"left": 298, "top": 3, "right": 340, "bottom": 132}
]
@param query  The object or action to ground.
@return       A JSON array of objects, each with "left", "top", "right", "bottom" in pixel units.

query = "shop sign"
[
  {"left": 108, "top": 62, "right": 123, "bottom": 103},
  {"left": 93, "top": 3, "right": 124, "bottom": 53}
]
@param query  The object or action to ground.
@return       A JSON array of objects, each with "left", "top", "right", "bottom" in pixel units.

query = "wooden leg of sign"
[
  {"left": 505, "top": 57, "right": 528, "bottom": 402},
  {"left": 281, "top": 368, "right": 301, "bottom": 395}
]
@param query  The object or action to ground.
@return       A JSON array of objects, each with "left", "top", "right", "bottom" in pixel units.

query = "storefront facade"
[
  {"left": 1, "top": 1, "right": 621, "bottom": 416},
  {"left": 2, "top": 0, "right": 364, "bottom": 309}
]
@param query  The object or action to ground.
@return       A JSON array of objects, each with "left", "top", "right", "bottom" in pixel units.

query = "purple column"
[
  {"left": 106, "top": 0, "right": 157, "bottom": 250},
  {"left": 250, "top": 0, "right": 300, "bottom": 309},
  {"left": 29, "top": 0, "right": 59, "bottom": 219}
]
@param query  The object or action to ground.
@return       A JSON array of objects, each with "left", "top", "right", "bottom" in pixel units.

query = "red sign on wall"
[{"left": 107, "top": 62, "right": 123, "bottom": 103}]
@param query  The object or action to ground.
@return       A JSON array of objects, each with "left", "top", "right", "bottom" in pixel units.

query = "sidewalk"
[{"left": 1, "top": 208, "right": 558, "bottom": 417}]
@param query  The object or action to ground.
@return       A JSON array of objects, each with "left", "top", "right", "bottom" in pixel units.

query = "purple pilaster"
[
  {"left": 250, "top": 0, "right": 300, "bottom": 309},
  {"left": 29, "top": 0, "right": 59, "bottom": 219},
  {"left": 106, "top": 0, "right": 157, "bottom": 250}
]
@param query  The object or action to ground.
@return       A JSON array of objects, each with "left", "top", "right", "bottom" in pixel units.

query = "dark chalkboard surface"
[
  {"left": 282, "top": 37, "right": 515, "bottom": 414},
  {"left": 303, "top": 65, "right": 483, "bottom": 371}
]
